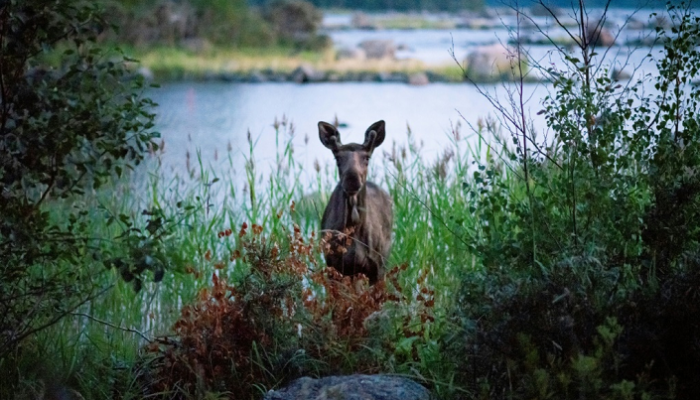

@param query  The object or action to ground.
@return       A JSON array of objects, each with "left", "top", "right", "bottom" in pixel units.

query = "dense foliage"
[
  {"left": 448, "top": 2, "right": 700, "bottom": 398},
  {"left": 0, "top": 0, "right": 160, "bottom": 379}
]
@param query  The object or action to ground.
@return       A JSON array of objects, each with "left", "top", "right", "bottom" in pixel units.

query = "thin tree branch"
[
  {"left": 0, "top": 285, "right": 113, "bottom": 358},
  {"left": 72, "top": 312, "right": 154, "bottom": 343}
]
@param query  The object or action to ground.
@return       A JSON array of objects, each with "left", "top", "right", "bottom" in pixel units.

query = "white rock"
[
  {"left": 358, "top": 40, "right": 396, "bottom": 59},
  {"left": 465, "top": 43, "right": 523, "bottom": 81},
  {"left": 408, "top": 72, "right": 429, "bottom": 86}
]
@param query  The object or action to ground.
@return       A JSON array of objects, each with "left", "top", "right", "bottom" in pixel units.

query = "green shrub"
[
  {"left": 449, "top": 2, "right": 700, "bottom": 398},
  {"left": 100, "top": 0, "right": 328, "bottom": 49},
  {"left": 0, "top": 0, "right": 161, "bottom": 392}
]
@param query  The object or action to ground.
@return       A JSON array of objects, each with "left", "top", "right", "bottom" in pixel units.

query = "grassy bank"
[{"left": 125, "top": 46, "right": 466, "bottom": 82}]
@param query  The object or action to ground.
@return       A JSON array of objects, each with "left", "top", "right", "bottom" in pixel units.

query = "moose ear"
[
  {"left": 363, "top": 120, "right": 386, "bottom": 150},
  {"left": 318, "top": 121, "right": 341, "bottom": 150}
]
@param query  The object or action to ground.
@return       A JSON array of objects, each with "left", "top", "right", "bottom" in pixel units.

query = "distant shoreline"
[
  {"left": 122, "top": 5, "right": 675, "bottom": 84},
  {"left": 137, "top": 67, "right": 545, "bottom": 85},
  {"left": 130, "top": 47, "right": 543, "bottom": 85}
]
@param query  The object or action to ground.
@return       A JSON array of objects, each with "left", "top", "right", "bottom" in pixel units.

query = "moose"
[{"left": 318, "top": 120, "right": 393, "bottom": 284}]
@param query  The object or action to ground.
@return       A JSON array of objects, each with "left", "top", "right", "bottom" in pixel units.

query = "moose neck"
[{"left": 344, "top": 185, "right": 367, "bottom": 228}]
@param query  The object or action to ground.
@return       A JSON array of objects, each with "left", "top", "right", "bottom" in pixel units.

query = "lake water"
[{"left": 148, "top": 81, "right": 551, "bottom": 187}]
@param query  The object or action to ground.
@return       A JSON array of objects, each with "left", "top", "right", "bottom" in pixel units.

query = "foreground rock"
[{"left": 264, "top": 374, "right": 431, "bottom": 400}]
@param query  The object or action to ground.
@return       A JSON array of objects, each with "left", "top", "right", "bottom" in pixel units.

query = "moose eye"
[{"left": 363, "top": 155, "right": 370, "bottom": 163}]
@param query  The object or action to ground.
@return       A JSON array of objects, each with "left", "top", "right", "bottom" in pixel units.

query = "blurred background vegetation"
[
  {"left": 250, "top": 0, "right": 484, "bottom": 12},
  {"left": 100, "top": 0, "right": 328, "bottom": 49}
]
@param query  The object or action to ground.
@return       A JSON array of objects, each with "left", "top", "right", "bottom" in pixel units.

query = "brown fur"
[{"left": 319, "top": 120, "right": 393, "bottom": 284}]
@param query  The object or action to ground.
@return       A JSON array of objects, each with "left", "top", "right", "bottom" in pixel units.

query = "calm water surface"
[{"left": 148, "top": 81, "right": 551, "bottom": 187}]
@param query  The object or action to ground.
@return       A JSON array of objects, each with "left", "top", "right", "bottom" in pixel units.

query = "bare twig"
[
  {"left": 72, "top": 312, "right": 154, "bottom": 343},
  {"left": 0, "top": 285, "right": 113, "bottom": 358}
]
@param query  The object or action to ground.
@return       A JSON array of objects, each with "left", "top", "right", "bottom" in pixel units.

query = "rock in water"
[
  {"left": 291, "top": 64, "right": 325, "bottom": 83},
  {"left": 358, "top": 40, "right": 396, "bottom": 59},
  {"left": 465, "top": 43, "right": 524, "bottom": 82},
  {"left": 586, "top": 23, "right": 615, "bottom": 47},
  {"left": 136, "top": 67, "right": 154, "bottom": 81},
  {"left": 263, "top": 375, "right": 432, "bottom": 400},
  {"left": 408, "top": 72, "right": 429, "bottom": 86}
]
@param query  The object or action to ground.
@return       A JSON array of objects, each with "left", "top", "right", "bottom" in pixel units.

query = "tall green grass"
[{"left": 18, "top": 115, "right": 499, "bottom": 398}]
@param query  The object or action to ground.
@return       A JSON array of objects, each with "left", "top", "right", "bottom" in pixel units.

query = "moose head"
[{"left": 318, "top": 120, "right": 386, "bottom": 198}]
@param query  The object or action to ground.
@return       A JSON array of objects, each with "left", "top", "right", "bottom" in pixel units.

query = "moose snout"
[{"left": 342, "top": 173, "right": 363, "bottom": 195}]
